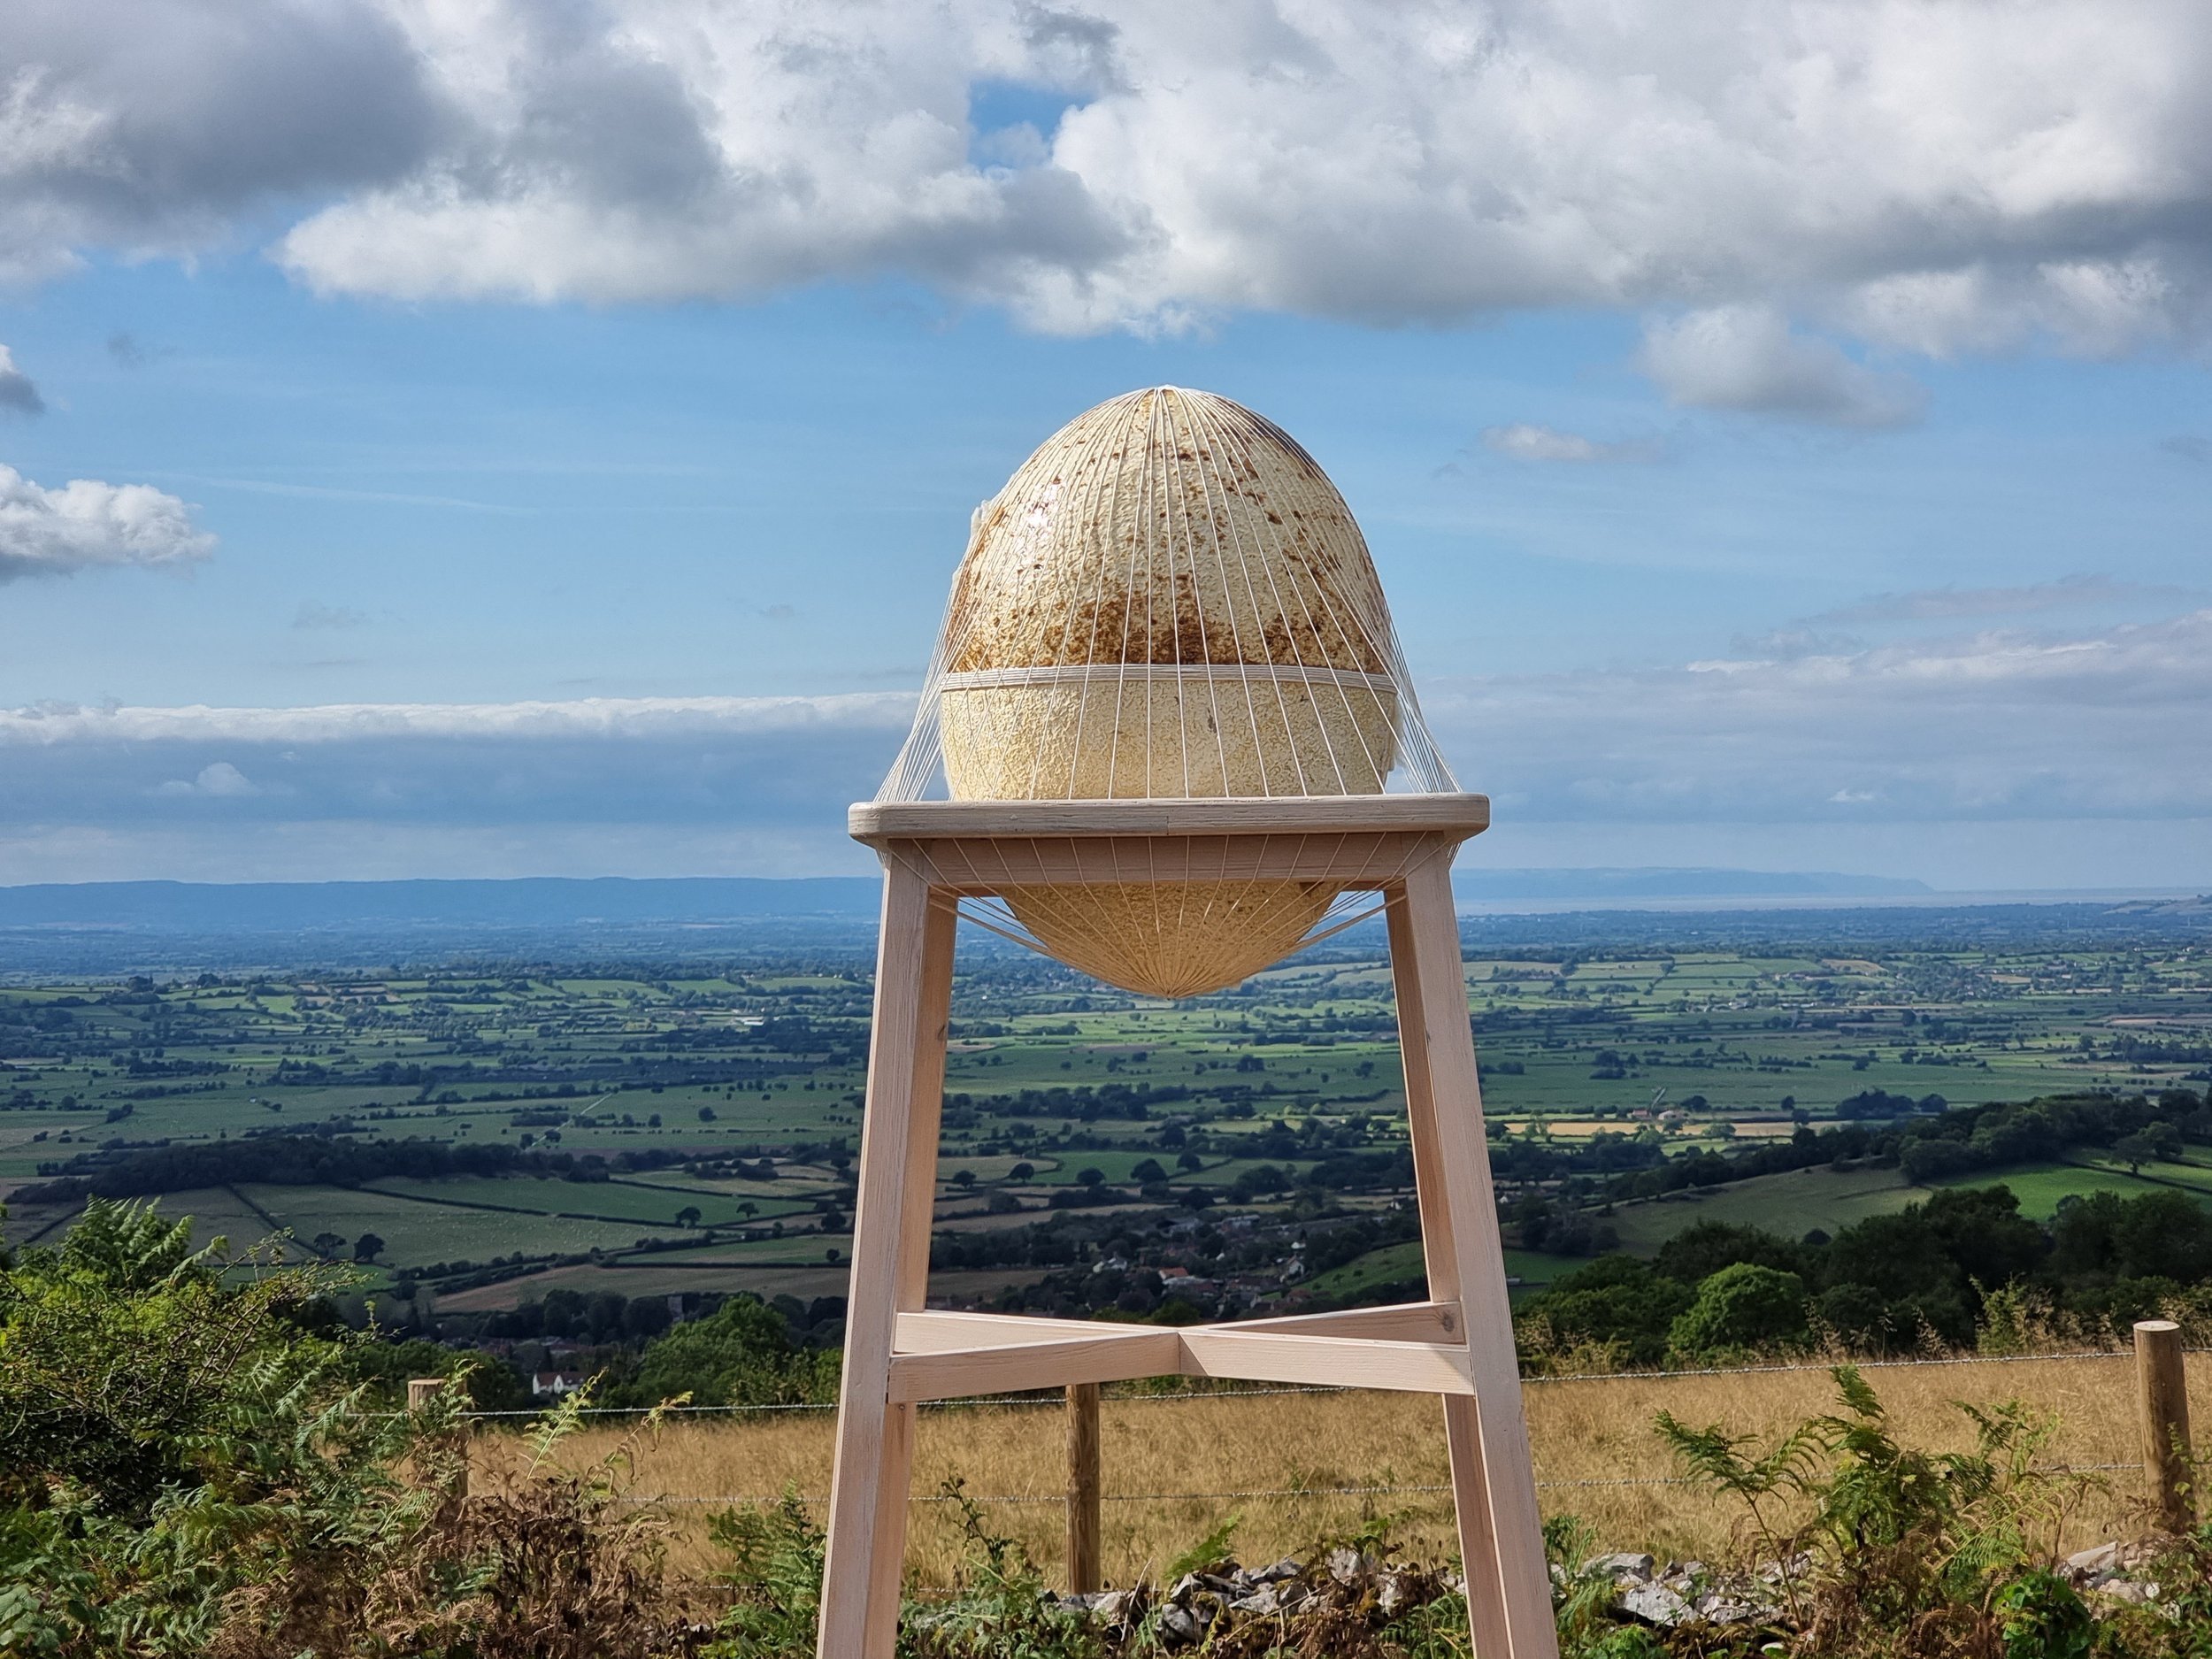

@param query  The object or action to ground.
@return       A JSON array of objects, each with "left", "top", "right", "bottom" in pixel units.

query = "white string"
[
  {"left": 941, "top": 665, "right": 1401, "bottom": 693},
  {"left": 880, "top": 388, "right": 1453, "bottom": 806},
  {"left": 871, "top": 388, "right": 1462, "bottom": 997},
  {"left": 1191, "top": 396, "right": 1350, "bottom": 795},
  {"left": 1194, "top": 400, "right": 1363, "bottom": 796},
  {"left": 1192, "top": 393, "right": 1451, "bottom": 793},
  {"left": 1062, "top": 396, "right": 1126, "bottom": 801}
]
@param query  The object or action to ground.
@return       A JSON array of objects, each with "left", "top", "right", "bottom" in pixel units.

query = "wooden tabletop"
[{"left": 849, "top": 793, "right": 1490, "bottom": 846}]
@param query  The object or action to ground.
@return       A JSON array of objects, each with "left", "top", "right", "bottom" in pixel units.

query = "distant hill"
[
  {"left": 1452, "top": 867, "right": 1932, "bottom": 902},
  {"left": 0, "top": 868, "right": 1925, "bottom": 933},
  {"left": 0, "top": 872, "right": 2200, "bottom": 979}
]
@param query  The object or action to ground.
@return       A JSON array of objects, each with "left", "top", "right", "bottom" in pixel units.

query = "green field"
[
  {"left": 1928, "top": 1155, "right": 2212, "bottom": 1219},
  {"left": 1, "top": 924, "right": 2203, "bottom": 1316},
  {"left": 241, "top": 1184, "right": 652, "bottom": 1269},
  {"left": 365, "top": 1174, "right": 815, "bottom": 1229},
  {"left": 1302, "top": 1240, "right": 1581, "bottom": 1299},
  {"left": 1599, "top": 1152, "right": 2212, "bottom": 1257},
  {"left": 1603, "top": 1164, "right": 1928, "bottom": 1252}
]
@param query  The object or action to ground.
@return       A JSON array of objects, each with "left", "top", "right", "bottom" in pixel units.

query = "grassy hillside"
[
  {"left": 1301, "top": 1239, "right": 1583, "bottom": 1298},
  {"left": 1604, "top": 1164, "right": 1926, "bottom": 1252},
  {"left": 584, "top": 1348, "right": 2202, "bottom": 1586},
  {"left": 1600, "top": 1151, "right": 2212, "bottom": 1257}
]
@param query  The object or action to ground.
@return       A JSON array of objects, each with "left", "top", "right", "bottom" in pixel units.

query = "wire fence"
[
  {"left": 426, "top": 1346, "right": 2171, "bottom": 1517},
  {"left": 452, "top": 1382, "right": 1349, "bottom": 1420},
  {"left": 624, "top": 1463, "right": 2146, "bottom": 1514},
  {"left": 448, "top": 1341, "right": 2166, "bottom": 1422}
]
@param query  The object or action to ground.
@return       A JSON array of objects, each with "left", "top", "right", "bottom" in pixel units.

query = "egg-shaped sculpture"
[{"left": 930, "top": 386, "right": 1410, "bottom": 998}]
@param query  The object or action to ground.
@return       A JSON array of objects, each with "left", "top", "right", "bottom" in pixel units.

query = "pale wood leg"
[
  {"left": 1390, "top": 882, "right": 1513, "bottom": 1659},
  {"left": 818, "top": 865, "right": 956, "bottom": 1659},
  {"left": 1390, "top": 862, "right": 1558, "bottom": 1659},
  {"left": 1442, "top": 1394, "right": 1512, "bottom": 1652}
]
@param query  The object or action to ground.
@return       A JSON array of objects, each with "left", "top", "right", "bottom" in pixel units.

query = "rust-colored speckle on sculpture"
[{"left": 882, "top": 386, "right": 1450, "bottom": 998}]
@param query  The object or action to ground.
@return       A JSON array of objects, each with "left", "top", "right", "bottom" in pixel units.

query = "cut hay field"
[{"left": 557, "top": 1349, "right": 2205, "bottom": 1588}]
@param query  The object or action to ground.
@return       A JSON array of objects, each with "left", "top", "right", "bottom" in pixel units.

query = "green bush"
[
  {"left": 347, "top": 1333, "right": 532, "bottom": 1411},
  {"left": 0, "top": 1199, "right": 342, "bottom": 1521},
  {"left": 618, "top": 1294, "right": 838, "bottom": 1408},
  {"left": 1655, "top": 1365, "right": 2112, "bottom": 1655},
  {"left": 1993, "top": 1569, "right": 2092, "bottom": 1659},
  {"left": 1666, "top": 1263, "right": 1810, "bottom": 1361},
  {"left": 706, "top": 1490, "right": 825, "bottom": 1655},
  {"left": 0, "top": 1199, "right": 688, "bottom": 1657},
  {"left": 27, "top": 1202, "right": 2212, "bottom": 1657}
]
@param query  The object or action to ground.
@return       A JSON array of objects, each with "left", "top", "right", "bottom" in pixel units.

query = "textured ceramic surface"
[
  {"left": 933, "top": 386, "right": 1403, "bottom": 996},
  {"left": 948, "top": 390, "right": 1389, "bottom": 673}
]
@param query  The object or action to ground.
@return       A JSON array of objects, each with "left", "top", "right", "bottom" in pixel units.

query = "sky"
[{"left": 1, "top": 0, "right": 2208, "bottom": 892}]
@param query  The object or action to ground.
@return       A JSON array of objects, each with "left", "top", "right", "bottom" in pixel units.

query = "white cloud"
[
  {"left": 0, "top": 345, "right": 42, "bottom": 415},
  {"left": 0, "top": 464, "right": 214, "bottom": 581},
  {"left": 156, "top": 761, "right": 261, "bottom": 798},
  {"left": 2, "top": 4, "right": 2211, "bottom": 353},
  {"left": 0, "top": 820, "right": 872, "bottom": 884},
  {"left": 4, "top": 617, "right": 2207, "bottom": 842},
  {"left": 1, "top": 636, "right": 2206, "bottom": 883},
  {"left": 1636, "top": 307, "right": 1927, "bottom": 427},
  {"left": 0, "top": 692, "right": 914, "bottom": 748},
  {"left": 0, "top": 691, "right": 917, "bottom": 875},
  {"left": 271, "top": 3, "right": 1139, "bottom": 317},
  {"left": 1806, "top": 574, "right": 2187, "bottom": 626},
  {"left": 1423, "top": 609, "right": 2212, "bottom": 825},
  {"left": 1480, "top": 424, "right": 1662, "bottom": 464},
  {"left": 0, "top": 0, "right": 440, "bottom": 285},
  {"left": 0, "top": 692, "right": 911, "bottom": 832}
]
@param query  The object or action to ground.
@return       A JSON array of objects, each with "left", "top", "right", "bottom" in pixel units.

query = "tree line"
[
  {"left": 15, "top": 1130, "right": 687, "bottom": 1205},
  {"left": 1521, "top": 1178, "right": 2212, "bottom": 1367}
]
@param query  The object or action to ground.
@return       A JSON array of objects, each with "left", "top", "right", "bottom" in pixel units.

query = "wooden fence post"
[
  {"left": 1067, "top": 1382, "right": 1102, "bottom": 1594},
  {"left": 406, "top": 1377, "right": 448, "bottom": 1411},
  {"left": 2135, "top": 1319, "right": 2193, "bottom": 1532}
]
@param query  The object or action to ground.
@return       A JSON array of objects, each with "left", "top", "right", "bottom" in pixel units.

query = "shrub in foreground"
[
  {"left": 0, "top": 1200, "right": 696, "bottom": 1657},
  {"left": 1582, "top": 1363, "right": 2212, "bottom": 1657},
  {"left": 25, "top": 1201, "right": 2212, "bottom": 1656}
]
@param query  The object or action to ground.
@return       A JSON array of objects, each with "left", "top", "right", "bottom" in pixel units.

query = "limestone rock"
[
  {"left": 1620, "top": 1582, "right": 1693, "bottom": 1627},
  {"left": 1326, "top": 1545, "right": 1379, "bottom": 1585},
  {"left": 1586, "top": 1552, "right": 1656, "bottom": 1584},
  {"left": 2067, "top": 1541, "right": 2122, "bottom": 1577},
  {"left": 1156, "top": 1604, "right": 1205, "bottom": 1647}
]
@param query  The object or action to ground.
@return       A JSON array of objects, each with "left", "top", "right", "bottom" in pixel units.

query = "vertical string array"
[
  {"left": 879, "top": 390, "right": 1456, "bottom": 806},
  {"left": 871, "top": 388, "right": 1460, "bottom": 997}
]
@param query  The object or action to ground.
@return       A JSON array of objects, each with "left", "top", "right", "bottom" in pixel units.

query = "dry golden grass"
[{"left": 550, "top": 1352, "right": 2212, "bottom": 1589}]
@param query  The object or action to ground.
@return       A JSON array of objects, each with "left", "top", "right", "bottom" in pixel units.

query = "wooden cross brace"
[{"left": 817, "top": 796, "right": 1558, "bottom": 1659}]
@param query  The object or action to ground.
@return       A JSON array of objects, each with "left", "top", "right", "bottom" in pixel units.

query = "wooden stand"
[{"left": 818, "top": 795, "right": 1557, "bottom": 1659}]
